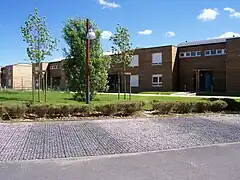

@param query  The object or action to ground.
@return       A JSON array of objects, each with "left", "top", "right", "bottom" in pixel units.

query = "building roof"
[{"left": 177, "top": 38, "right": 227, "bottom": 47}]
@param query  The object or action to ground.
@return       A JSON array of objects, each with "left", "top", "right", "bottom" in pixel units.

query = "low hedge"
[
  {"left": 152, "top": 100, "right": 228, "bottom": 114},
  {"left": 0, "top": 101, "right": 145, "bottom": 120}
]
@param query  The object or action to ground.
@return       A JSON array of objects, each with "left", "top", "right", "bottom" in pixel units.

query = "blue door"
[{"left": 204, "top": 72, "right": 212, "bottom": 91}]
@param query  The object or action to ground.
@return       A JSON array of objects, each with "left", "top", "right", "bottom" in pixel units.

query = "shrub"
[
  {"left": 27, "top": 105, "right": 49, "bottom": 118},
  {"left": 95, "top": 104, "right": 118, "bottom": 116},
  {"left": 116, "top": 101, "right": 145, "bottom": 116},
  {"left": 69, "top": 105, "right": 93, "bottom": 117},
  {"left": 220, "top": 98, "right": 240, "bottom": 111},
  {"left": 152, "top": 102, "right": 174, "bottom": 114},
  {"left": 3, "top": 105, "right": 27, "bottom": 119},
  {"left": 209, "top": 100, "right": 228, "bottom": 112},
  {"left": 172, "top": 102, "right": 194, "bottom": 114},
  {"left": 193, "top": 101, "right": 211, "bottom": 113}
]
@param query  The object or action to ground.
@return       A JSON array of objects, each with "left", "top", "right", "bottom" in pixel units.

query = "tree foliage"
[
  {"left": 110, "top": 24, "right": 134, "bottom": 70},
  {"left": 21, "top": 8, "right": 57, "bottom": 63},
  {"left": 110, "top": 24, "right": 134, "bottom": 99},
  {"left": 63, "top": 17, "right": 110, "bottom": 101}
]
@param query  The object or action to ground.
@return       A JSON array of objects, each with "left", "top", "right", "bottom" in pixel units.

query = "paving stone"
[{"left": 0, "top": 114, "right": 240, "bottom": 162}]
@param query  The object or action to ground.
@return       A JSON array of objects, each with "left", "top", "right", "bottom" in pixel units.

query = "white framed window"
[
  {"left": 130, "top": 55, "right": 139, "bottom": 67},
  {"left": 186, "top": 52, "right": 191, "bottom": 57},
  {"left": 191, "top": 52, "right": 196, "bottom": 57},
  {"left": 152, "top": 53, "right": 162, "bottom": 65},
  {"left": 205, "top": 50, "right": 211, "bottom": 56},
  {"left": 180, "top": 51, "right": 202, "bottom": 58},
  {"left": 205, "top": 49, "right": 226, "bottom": 56},
  {"left": 211, "top": 50, "right": 216, "bottom": 55},
  {"left": 179, "top": 52, "right": 185, "bottom": 58},
  {"left": 196, "top": 51, "right": 201, "bottom": 56},
  {"left": 152, "top": 74, "right": 163, "bottom": 87},
  {"left": 130, "top": 75, "right": 139, "bottom": 87}
]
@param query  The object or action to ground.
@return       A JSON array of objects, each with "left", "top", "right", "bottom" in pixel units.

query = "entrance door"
[{"left": 204, "top": 71, "right": 212, "bottom": 92}]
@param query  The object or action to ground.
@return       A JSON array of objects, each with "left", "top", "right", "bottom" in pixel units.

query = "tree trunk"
[
  {"left": 32, "top": 73, "right": 35, "bottom": 102},
  {"left": 38, "top": 74, "right": 40, "bottom": 102},
  {"left": 123, "top": 62, "right": 126, "bottom": 100}
]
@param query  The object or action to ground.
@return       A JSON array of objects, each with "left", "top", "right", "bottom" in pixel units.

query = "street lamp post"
[{"left": 86, "top": 19, "right": 96, "bottom": 104}]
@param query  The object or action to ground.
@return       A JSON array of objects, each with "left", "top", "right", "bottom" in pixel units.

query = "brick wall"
[{"left": 12, "top": 64, "right": 32, "bottom": 90}]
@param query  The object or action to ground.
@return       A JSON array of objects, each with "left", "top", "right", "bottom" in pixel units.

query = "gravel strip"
[{"left": 0, "top": 114, "right": 240, "bottom": 162}]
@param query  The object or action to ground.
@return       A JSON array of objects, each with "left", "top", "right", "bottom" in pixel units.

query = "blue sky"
[{"left": 0, "top": 0, "right": 240, "bottom": 66}]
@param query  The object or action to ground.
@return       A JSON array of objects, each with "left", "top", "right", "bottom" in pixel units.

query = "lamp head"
[{"left": 86, "top": 27, "right": 96, "bottom": 40}]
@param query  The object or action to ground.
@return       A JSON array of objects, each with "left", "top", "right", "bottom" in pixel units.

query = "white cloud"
[
  {"left": 98, "top": 0, "right": 120, "bottom": 8},
  {"left": 138, "top": 29, "right": 152, "bottom": 35},
  {"left": 197, "top": 8, "right": 219, "bottom": 21},
  {"left": 224, "top": 7, "right": 235, "bottom": 13},
  {"left": 166, "top": 31, "right": 176, "bottom": 37},
  {"left": 101, "top": 31, "right": 112, "bottom": 39},
  {"left": 224, "top": 7, "right": 240, "bottom": 18},
  {"left": 208, "top": 32, "right": 240, "bottom": 39}
]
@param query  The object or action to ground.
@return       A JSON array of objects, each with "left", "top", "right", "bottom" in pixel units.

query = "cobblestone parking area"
[{"left": 1, "top": 114, "right": 240, "bottom": 162}]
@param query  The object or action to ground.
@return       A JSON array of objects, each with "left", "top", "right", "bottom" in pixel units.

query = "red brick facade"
[{"left": 1, "top": 37, "right": 240, "bottom": 93}]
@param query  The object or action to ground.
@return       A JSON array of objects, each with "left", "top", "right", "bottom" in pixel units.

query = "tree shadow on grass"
[{"left": 0, "top": 96, "right": 27, "bottom": 102}]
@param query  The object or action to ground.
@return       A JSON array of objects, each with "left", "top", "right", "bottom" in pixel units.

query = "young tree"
[
  {"left": 21, "top": 8, "right": 57, "bottom": 102},
  {"left": 63, "top": 17, "right": 110, "bottom": 101},
  {"left": 110, "top": 24, "right": 134, "bottom": 100}
]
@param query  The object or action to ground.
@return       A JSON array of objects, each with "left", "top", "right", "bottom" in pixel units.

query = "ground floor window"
[
  {"left": 130, "top": 75, "right": 139, "bottom": 87},
  {"left": 152, "top": 74, "right": 162, "bottom": 87}
]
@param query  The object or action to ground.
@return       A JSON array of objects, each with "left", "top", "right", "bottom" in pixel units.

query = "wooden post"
[
  {"left": 45, "top": 72, "right": 47, "bottom": 102},
  {"left": 118, "top": 72, "right": 120, "bottom": 100},
  {"left": 50, "top": 77, "right": 53, "bottom": 91},
  {"left": 32, "top": 72, "right": 35, "bottom": 102},
  {"left": 129, "top": 75, "right": 132, "bottom": 100}
]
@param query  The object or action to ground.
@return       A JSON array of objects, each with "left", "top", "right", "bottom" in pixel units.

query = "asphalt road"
[
  {"left": 1, "top": 114, "right": 240, "bottom": 162},
  {"left": 1, "top": 142, "right": 240, "bottom": 180}
]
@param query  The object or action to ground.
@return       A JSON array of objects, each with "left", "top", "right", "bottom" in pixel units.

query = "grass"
[{"left": 0, "top": 90, "right": 205, "bottom": 110}]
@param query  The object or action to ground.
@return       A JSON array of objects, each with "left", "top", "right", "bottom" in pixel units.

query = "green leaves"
[
  {"left": 21, "top": 8, "right": 57, "bottom": 63},
  {"left": 63, "top": 18, "right": 110, "bottom": 101},
  {"left": 110, "top": 24, "right": 134, "bottom": 69}
]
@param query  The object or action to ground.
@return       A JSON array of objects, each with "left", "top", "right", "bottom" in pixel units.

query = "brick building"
[
  {"left": 2, "top": 37, "right": 240, "bottom": 93},
  {"left": 1, "top": 63, "right": 32, "bottom": 90}
]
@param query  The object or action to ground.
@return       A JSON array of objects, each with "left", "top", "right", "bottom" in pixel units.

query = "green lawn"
[{"left": 0, "top": 90, "right": 204, "bottom": 106}]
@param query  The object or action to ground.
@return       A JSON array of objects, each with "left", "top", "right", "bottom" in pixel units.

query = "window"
[
  {"left": 130, "top": 75, "right": 139, "bottom": 87},
  {"left": 186, "top": 52, "right": 191, "bottom": 57},
  {"left": 152, "top": 74, "right": 162, "bottom": 87},
  {"left": 205, "top": 50, "right": 211, "bottom": 56},
  {"left": 196, "top": 51, "right": 201, "bottom": 56},
  {"left": 224, "top": 49, "right": 227, "bottom": 54},
  {"left": 205, "top": 49, "right": 226, "bottom": 56},
  {"left": 191, "top": 52, "right": 196, "bottom": 57},
  {"left": 50, "top": 65, "right": 58, "bottom": 70},
  {"left": 180, "top": 51, "right": 202, "bottom": 58},
  {"left": 211, "top": 50, "right": 216, "bottom": 55},
  {"left": 130, "top": 55, "right": 139, "bottom": 67},
  {"left": 179, "top": 52, "right": 185, "bottom": 58},
  {"left": 217, "top": 49, "right": 222, "bottom": 54},
  {"left": 152, "top": 53, "right": 162, "bottom": 65}
]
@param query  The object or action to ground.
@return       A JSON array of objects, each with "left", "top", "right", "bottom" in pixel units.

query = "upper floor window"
[
  {"left": 130, "top": 55, "right": 139, "bottom": 67},
  {"left": 205, "top": 49, "right": 226, "bottom": 56},
  {"left": 50, "top": 65, "right": 59, "bottom": 70},
  {"left": 152, "top": 53, "right": 162, "bottom": 65},
  {"left": 179, "top": 51, "right": 201, "bottom": 58}
]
